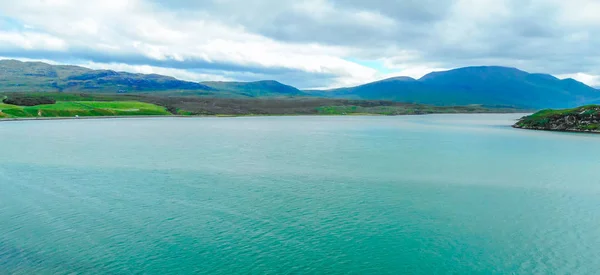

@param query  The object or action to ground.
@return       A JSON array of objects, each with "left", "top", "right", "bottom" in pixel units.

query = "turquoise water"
[{"left": 1, "top": 114, "right": 600, "bottom": 274}]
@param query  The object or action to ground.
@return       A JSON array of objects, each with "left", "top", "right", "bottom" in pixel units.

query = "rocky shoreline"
[{"left": 513, "top": 105, "right": 600, "bottom": 133}]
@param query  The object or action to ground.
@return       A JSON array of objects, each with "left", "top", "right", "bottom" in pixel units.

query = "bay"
[{"left": 1, "top": 114, "right": 599, "bottom": 274}]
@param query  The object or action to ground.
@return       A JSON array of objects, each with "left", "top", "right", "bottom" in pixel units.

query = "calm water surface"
[{"left": 1, "top": 114, "right": 599, "bottom": 274}]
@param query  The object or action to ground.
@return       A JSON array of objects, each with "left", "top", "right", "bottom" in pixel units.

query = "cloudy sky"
[{"left": 0, "top": 0, "right": 599, "bottom": 88}]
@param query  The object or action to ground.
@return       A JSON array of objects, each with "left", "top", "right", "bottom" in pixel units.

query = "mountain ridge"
[
  {"left": 311, "top": 66, "right": 600, "bottom": 109},
  {"left": 0, "top": 60, "right": 304, "bottom": 98},
  {"left": 1, "top": 60, "right": 599, "bottom": 108}
]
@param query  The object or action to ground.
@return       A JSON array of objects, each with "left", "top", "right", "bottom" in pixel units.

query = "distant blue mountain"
[
  {"left": 2, "top": 60, "right": 598, "bottom": 108},
  {"left": 311, "top": 66, "right": 600, "bottom": 109}
]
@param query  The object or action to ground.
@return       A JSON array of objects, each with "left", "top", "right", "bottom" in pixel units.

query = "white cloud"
[
  {"left": 0, "top": 31, "right": 68, "bottom": 51},
  {"left": 557, "top": 73, "right": 600, "bottom": 88},
  {"left": 293, "top": 0, "right": 395, "bottom": 28},
  {"left": 0, "top": 0, "right": 377, "bottom": 88},
  {"left": 0, "top": 56, "right": 234, "bottom": 82},
  {"left": 382, "top": 67, "right": 449, "bottom": 80},
  {"left": 0, "top": 0, "right": 599, "bottom": 89},
  {"left": 554, "top": 0, "right": 600, "bottom": 27},
  {"left": 83, "top": 62, "right": 234, "bottom": 82},
  {"left": 0, "top": 56, "right": 61, "bottom": 64}
]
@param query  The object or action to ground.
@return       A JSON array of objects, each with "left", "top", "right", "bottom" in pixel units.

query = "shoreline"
[
  {"left": 0, "top": 115, "right": 193, "bottom": 122},
  {"left": 512, "top": 125, "right": 600, "bottom": 134},
  {"left": 0, "top": 112, "right": 527, "bottom": 123},
  {"left": 513, "top": 105, "right": 600, "bottom": 134}
]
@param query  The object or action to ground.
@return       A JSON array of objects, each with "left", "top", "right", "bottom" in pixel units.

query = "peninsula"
[{"left": 514, "top": 105, "right": 600, "bottom": 133}]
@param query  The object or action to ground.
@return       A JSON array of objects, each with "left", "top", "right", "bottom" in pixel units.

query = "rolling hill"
[
  {"left": 311, "top": 66, "right": 600, "bottom": 109},
  {"left": 201, "top": 80, "right": 304, "bottom": 97},
  {"left": 2, "top": 60, "right": 599, "bottom": 109},
  {"left": 0, "top": 60, "right": 305, "bottom": 98},
  {"left": 0, "top": 60, "right": 214, "bottom": 93}
]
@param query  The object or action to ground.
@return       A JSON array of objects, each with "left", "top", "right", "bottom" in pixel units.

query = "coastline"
[
  {"left": 0, "top": 111, "right": 527, "bottom": 123},
  {"left": 0, "top": 112, "right": 520, "bottom": 122},
  {"left": 512, "top": 124, "right": 600, "bottom": 134},
  {"left": 0, "top": 115, "right": 189, "bottom": 122},
  {"left": 512, "top": 105, "right": 600, "bottom": 134}
]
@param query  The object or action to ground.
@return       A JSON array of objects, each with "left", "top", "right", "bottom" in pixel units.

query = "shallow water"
[{"left": 1, "top": 114, "right": 599, "bottom": 274}]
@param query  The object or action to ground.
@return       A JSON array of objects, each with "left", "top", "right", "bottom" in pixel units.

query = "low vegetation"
[
  {"left": 0, "top": 92, "right": 522, "bottom": 119},
  {"left": 514, "top": 105, "right": 600, "bottom": 132},
  {"left": 0, "top": 95, "right": 170, "bottom": 118},
  {"left": 315, "top": 104, "right": 505, "bottom": 115},
  {"left": 2, "top": 95, "right": 56, "bottom": 106}
]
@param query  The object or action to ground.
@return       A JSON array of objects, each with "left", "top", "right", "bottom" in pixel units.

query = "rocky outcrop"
[{"left": 514, "top": 105, "right": 600, "bottom": 133}]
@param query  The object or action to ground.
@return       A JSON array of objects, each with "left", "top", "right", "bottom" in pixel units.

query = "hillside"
[
  {"left": 311, "top": 66, "right": 600, "bottom": 109},
  {"left": 201, "top": 80, "right": 305, "bottom": 97},
  {"left": 3, "top": 61, "right": 600, "bottom": 109},
  {"left": 0, "top": 98, "right": 170, "bottom": 118},
  {"left": 0, "top": 60, "right": 214, "bottom": 93},
  {"left": 0, "top": 60, "right": 305, "bottom": 97},
  {"left": 514, "top": 105, "right": 600, "bottom": 133}
]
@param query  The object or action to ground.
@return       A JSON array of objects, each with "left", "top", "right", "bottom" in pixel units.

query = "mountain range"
[
  {"left": 1, "top": 60, "right": 599, "bottom": 109},
  {"left": 311, "top": 66, "right": 600, "bottom": 109}
]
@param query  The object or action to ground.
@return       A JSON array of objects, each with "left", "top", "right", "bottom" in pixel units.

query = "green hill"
[
  {"left": 201, "top": 80, "right": 305, "bottom": 97},
  {"left": 0, "top": 60, "right": 213, "bottom": 93},
  {"left": 514, "top": 105, "right": 600, "bottom": 132},
  {"left": 0, "top": 60, "right": 307, "bottom": 98}
]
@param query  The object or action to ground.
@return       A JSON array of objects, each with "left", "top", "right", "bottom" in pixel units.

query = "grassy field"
[
  {"left": 0, "top": 101, "right": 170, "bottom": 118},
  {"left": 0, "top": 92, "right": 523, "bottom": 119}
]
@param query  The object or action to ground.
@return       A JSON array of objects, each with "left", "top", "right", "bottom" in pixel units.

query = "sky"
[{"left": 0, "top": 0, "right": 599, "bottom": 89}]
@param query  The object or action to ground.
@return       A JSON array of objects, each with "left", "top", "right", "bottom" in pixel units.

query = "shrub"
[{"left": 3, "top": 96, "right": 56, "bottom": 106}]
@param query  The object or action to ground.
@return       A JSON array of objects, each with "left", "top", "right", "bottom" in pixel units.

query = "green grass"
[
  {"left": 525, "top": 105, "right": 599, "bottom": 118},
  {"left": 0, "top": 101, "right": 170, "bottom": 118},
  {"left": 580, "top": 124, "right": 600, "bottom": 130},
  {"left": 516, "top": 105, "right": 600, "bottom": 130},
  {"left": 0, "top": 92, "right": 522, "bottom": 118},
  {"left": 176, "top": 109, "right": 194, "bottom": 116}
]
